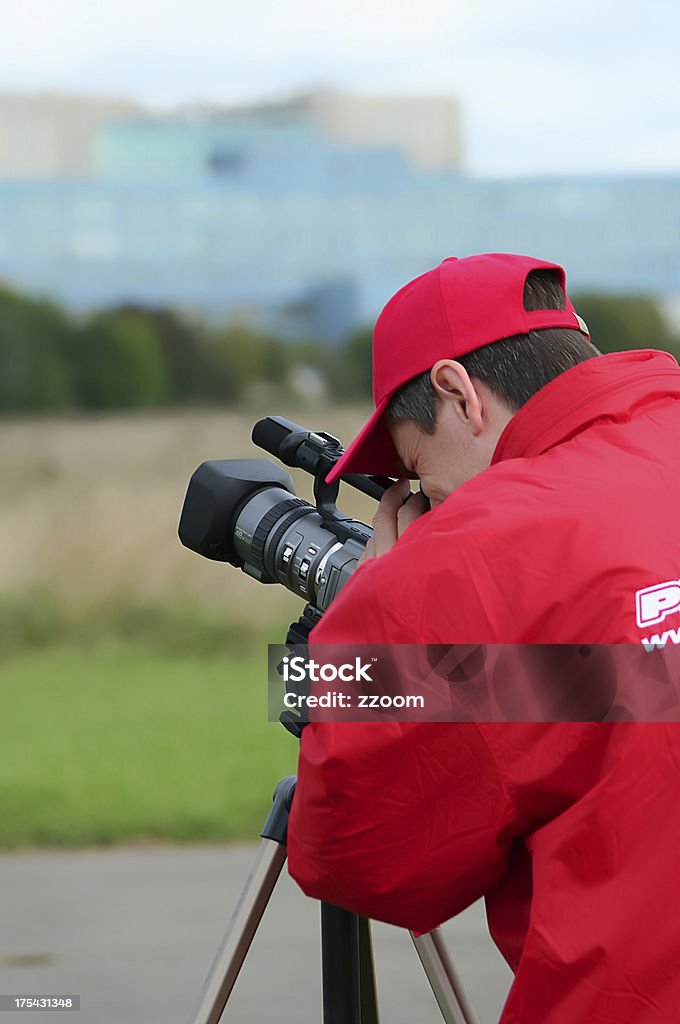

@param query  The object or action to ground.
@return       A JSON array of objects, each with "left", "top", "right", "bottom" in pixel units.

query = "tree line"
[{"left": 0, "top": 284, "right": 677, "bottom": 412}]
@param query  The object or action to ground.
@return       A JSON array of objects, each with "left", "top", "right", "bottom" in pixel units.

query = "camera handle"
[
  {"left": 278, "top": 605, "right": 323, "bottom": 738},
  {"left": 186, "top": 777, "right": 480, "bottom": 1024}
]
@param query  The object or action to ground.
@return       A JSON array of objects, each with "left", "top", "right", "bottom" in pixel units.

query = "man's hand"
[{"left": 359, "top": 478, "right": 430, "bottom": 564}]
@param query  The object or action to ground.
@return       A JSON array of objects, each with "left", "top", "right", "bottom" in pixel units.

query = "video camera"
[{"left": 178, "top": 416, "right": 393, "bottom": 635}]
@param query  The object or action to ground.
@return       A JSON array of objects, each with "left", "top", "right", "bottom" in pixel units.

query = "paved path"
[{"left": 0, "top": 845, "right": 512, "bottom": 1023}]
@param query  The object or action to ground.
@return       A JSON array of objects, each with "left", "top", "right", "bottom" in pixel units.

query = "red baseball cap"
[{"left": 326, "top": 252, "right": 589, "bottom": 483}]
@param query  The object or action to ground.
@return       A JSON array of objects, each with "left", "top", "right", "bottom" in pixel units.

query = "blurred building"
[
  {"left": 0, "top": 89, "right": 678, "bottom": 341},
  {"left": 0, "top": 92, "right": 140, "bottom": 178},
  {"left": 297, "top": 89, "right": 463, "bottom": 171}
]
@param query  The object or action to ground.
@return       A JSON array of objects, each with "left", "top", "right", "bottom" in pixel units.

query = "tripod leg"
[
  {"left": 320, "top": 907, "right": 380, "bottom": 1024},
  {"left": 187, "top": 779, "right": 296, "bottom": 1024},
  {"left": 187, "top": 837, "right": 287, "bottom": 1024},
  {"left": 321, "top": 904, "right": 361, "bottom": 1024},
  {"left": 411, "top": 930, "right": 480, "bottom": 1024},
  {"left": 357, "top": 917, "right": 380, "bottom": 1024}
]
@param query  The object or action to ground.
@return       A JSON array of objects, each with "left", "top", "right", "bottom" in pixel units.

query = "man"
[{"left": 286, "top": 253, "right": 680, "bottom": 1023}]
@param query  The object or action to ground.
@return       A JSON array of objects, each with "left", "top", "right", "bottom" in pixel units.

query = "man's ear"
[{"left": 430, "top": 360, "right": 484, "bottom": 434}]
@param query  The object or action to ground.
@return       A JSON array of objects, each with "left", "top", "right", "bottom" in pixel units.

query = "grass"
[
  {"left": 0, "top": 588, "right": 277, "bottom": 659},
  {"left": 0, "top": 644, "right": 299, "bottom": 848}
]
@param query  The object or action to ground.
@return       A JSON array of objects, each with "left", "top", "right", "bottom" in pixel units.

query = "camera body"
[{"left": 178, "top": 416, "right": 391, "bottom": 614}]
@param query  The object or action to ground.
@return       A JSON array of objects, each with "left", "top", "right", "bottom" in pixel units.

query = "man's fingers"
[
  {"left": 370, "top": 478, "right": 411, "bottom": 557},
  {"left": 396, "top": 491, "right": 430, "bottom": 533},
  {"left": 357, "top": 535, "right": 377, "bottom": 566},
  {"left": 374, "top": 477, "right": 412, "bottom": 519},
  {"left": 362, "top": 480, "right": 430, "bottom": 563}
]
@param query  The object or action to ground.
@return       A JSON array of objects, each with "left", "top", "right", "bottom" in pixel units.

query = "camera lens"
[
  {"left": 233, "top": 487, "right": 363, "bottom": 606},
  {"left": 180, "top": 457, "right": 371, "bottom": 610}
]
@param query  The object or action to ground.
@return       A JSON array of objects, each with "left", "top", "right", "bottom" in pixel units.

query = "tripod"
[{"left": 187, "top": 776, "right": 480, "bottom": 1024}]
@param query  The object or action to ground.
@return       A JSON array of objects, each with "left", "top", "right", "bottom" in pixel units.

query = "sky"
[{"left": 1, "top": 0, "right": 679, "bottom": 177}]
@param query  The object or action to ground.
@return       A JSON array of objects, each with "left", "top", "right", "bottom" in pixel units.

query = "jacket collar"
[{"left": 491, "top": 349, "right": 680, "bottom": 465}]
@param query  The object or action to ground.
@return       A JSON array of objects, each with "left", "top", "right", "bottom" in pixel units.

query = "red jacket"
[{"left": 287, "top": 349, "right": 680, "bottom": 1023}]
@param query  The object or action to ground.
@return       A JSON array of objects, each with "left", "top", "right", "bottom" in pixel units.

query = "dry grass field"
[{"left": 0, "top": 404, "right": 376, "bottom": 631}]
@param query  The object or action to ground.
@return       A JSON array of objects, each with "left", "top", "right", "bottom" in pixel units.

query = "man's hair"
[{"left": 387, "top": 269, "right": 602, "bottom": 434}]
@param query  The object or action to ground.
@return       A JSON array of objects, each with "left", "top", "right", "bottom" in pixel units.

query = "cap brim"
[{"left": 326, "top": 396, "right": 401, "bottom": 483}]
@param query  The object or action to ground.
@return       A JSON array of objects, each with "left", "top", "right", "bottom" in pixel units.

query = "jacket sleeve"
[
  {"left": 286, "top": 549, "right": 523, "bottom": 934},
  {"left": 287, "top": 717, "right": 519, "bottom": 934}
]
